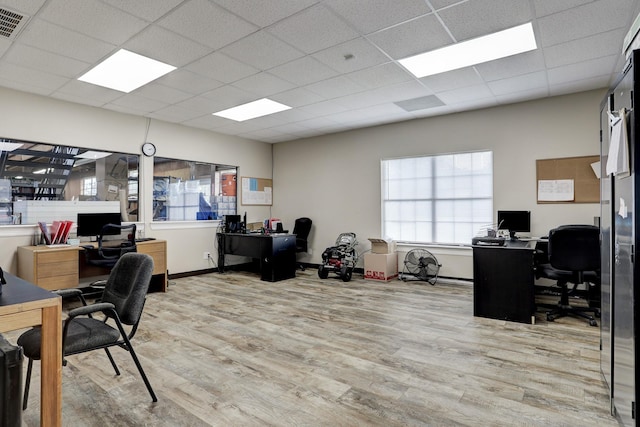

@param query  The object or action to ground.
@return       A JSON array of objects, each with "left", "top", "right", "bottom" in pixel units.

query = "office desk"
[
  {"left": 17, "top": 239, "right": 168, "bottom": 292},
  {"left": 217, "top": 233, "right": 296, "bottom": 282},
  {"left": 472, "top": 240, "right": 536, "bottom": 324},
  {"left": 0, "top": 273, "right": 61, "bottom": 426}
]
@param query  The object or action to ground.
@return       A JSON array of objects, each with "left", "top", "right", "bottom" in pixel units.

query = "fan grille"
[
  {"left": 0, "top": 8, "right": 28, "bottom": 40},
  {"left": 402, "top": 249, "right": 440, "bottom": 284}
]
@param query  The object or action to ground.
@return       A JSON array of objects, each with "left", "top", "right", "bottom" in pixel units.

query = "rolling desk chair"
[
  {"left": 536, "top": 224, "right": 600, "bottom": 326},
  {"left": 292, "top": 217, "right": 312, "bottom": 270},
  {"left": 83, "top": 223, "right": 137, "bottom": 290}
]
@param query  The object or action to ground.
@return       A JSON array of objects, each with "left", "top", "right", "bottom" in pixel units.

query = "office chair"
[
  {"left": 18, "top": 253, "right": 158, "bottom": 409},
  {"left": 292, "top": 217, "right": 312, "bottom": 270},
  {"left": 536, "top": 224, "right": 600, "bottom": 326},
  {"left": 83, "top": 223, "right": 137, "bottom": 290}
]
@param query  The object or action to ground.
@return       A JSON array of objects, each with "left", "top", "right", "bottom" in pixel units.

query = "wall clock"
[{"left": 142, "top": 142, "right": 156, "bottom": 157}]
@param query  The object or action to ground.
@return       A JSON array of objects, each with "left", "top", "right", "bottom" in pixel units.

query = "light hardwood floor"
[{"left": 14, "top": 269, "right": 617, "bottom": 426}]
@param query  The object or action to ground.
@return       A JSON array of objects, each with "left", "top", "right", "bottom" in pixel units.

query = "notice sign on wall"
[
  {"left": 241, "top": 177, "right": 272, "bottom": 206},
  {"left": 537, "top": 179, "right": 575, "bottom": 202}
]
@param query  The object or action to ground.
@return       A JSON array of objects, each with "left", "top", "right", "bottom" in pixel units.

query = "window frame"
[{"left": 381, "top": 150, "right": 493, "bottom": 245}]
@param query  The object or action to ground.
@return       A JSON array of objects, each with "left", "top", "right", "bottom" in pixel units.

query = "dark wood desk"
[
  {"left": 472, "top": 240, "right": 536, "bottom": 324},
  {"left": 0, "top": 273, "right": 62, "bottom": 426},
  {"left": 217, "top": 233, "right": 296, "bottom": 282}
]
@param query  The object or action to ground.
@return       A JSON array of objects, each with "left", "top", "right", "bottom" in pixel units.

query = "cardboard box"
[
  {"left": 364, "top": 253, "right": 398, "bottom": 281},
  {"left": 368, "top": 238, "right": 396, "bottom": 254}
]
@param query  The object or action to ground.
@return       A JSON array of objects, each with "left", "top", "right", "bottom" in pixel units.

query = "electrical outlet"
[{"left": 203, "top": 251, "right": 210, "bottom": 260}]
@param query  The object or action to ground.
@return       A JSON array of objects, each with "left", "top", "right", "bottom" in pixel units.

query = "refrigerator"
[{"left": 601, "top": 48, "right": 640, "bottom": 427}]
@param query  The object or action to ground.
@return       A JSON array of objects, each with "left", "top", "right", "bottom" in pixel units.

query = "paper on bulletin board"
[
  {"left": 241, "top": 177, "right": 273, "bottom": 205},
  {"left": 537, "top": 179, "right": 574, "bottom": 202}
]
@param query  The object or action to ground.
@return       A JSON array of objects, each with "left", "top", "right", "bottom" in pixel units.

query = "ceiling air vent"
[{"left": 0, "top": 7, "right": 29, "bottom": 40}]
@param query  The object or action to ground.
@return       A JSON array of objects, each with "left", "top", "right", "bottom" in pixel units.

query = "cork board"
[
  {"left": 536, "top": 155, "right": 600, "bottom": 203},
  {"left": 241, "top": 176, "right": 273, "bottom": 206}
]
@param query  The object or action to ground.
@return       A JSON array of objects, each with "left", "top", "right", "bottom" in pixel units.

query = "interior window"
[{"left": 152, "top": 157, "right": 237, "bottom": 221}]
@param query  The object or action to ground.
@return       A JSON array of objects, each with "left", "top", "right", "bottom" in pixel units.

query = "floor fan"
[{"left": 400, "top": 249, "right": 441, "bottom": 285}]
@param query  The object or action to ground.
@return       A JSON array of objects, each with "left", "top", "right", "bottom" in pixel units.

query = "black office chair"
[
  {"left": 536, "top": 224, "right": 600, "bottom": 326},
  {"left": 83, "top": 223, "right": 137, "bottom": 290},
  {"left": 292, "top": 217, "right": 312, "bottom": 270},
  {"left": 18, "top": 253, "right": 158, "bottom": 409}
]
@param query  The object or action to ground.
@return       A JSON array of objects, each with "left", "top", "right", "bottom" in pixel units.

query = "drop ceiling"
[{"left": 0, "top": 0, "right": 638, "bottom": 143}]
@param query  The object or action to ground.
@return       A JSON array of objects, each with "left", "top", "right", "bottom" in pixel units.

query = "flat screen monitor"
[
  {"left": 497, "top": 210, "right": 531, "bottom": 239},
  {"left": 76, "top": 212, "right": 121, "bottom": 237},
  {"left": 224, "top": 214, "right": 242, "bottom": 233}
]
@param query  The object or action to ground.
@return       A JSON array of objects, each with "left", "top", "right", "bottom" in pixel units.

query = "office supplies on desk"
[{"left": 471, "top": 236, "right": 506, "bottom": 246}]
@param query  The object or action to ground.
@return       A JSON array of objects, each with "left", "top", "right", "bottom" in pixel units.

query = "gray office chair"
[
  {"left": 536, "top": 224, "right": 600, "bottom": 326},
  {"left": 18, "top": 253, "right": 158, "bottom": 409}
]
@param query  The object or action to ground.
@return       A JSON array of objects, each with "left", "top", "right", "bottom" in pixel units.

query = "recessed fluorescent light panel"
[
  {"left": 75, "top": 151, "right": 111, "bottom": 160},
  {"left": 78, "top": 49, "right": 176, "bottom": 93},
  {"left": 399, "top": 23, "right": 537, "bottom": 78},
  {"left": 213, "top": 98, "right": 292, "bottom": 121},
  {"left": 0, "top": 141, "right": 23, "bottom": 151}
]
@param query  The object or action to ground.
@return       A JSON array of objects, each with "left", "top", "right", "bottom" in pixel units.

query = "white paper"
[
  {"left": 537, "top": 179, "right": 574, "bottom": 201},
  {"left": 606, "top": 108, "right": 630, "bottom": 177},
  {"left": 619, "top": 197, "right": 628, "bottom": 218}
]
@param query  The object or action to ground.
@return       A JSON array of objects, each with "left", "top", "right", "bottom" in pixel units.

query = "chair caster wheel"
[
  {"left": 589, "top": 319, "right": 598, "bottom": 327},
  {"left": 546, "top": 314, "right": 555, "bottom": 322}
]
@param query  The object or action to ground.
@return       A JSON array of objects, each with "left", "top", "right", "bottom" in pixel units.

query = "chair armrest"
[
  {"left": 68, "top": 302, "right": 115, "bottom": 319},
  {"left": 55, "top": 288, "right": 82, "bottom": 299}
]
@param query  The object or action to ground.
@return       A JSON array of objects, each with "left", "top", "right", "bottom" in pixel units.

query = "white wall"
[
  {"left": 0, "top": 87, "right": 273, "bottom": 275},
  {"left": 272, "top": 90, "right": 605, "bottom": 279}
]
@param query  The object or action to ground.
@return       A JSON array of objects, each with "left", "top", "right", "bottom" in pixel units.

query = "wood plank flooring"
[{"left": 11, "top": 269, "right": 617, "bottom": 426}]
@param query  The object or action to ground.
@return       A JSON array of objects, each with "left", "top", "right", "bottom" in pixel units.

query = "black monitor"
[
  {"left": 76, "top": 212, "right": 122, "bottom": 237},
  {"left": 497, "top": 210, "right": 531, "bottom": 239},
  {"left": 224, "top": 214, "right": 242, "bottom": 233}
]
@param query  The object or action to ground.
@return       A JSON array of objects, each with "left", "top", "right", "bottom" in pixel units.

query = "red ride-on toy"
[{"left": 318, "top": 232, "right": 359, "bottom": 282}]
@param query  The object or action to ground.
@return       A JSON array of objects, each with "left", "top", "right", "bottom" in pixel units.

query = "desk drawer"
[
  {"left": 137, "top": 243, "right": 166, "bottom": 275},
  {"left": 37, "top": 274, "right": 78, "bottom": 291}
]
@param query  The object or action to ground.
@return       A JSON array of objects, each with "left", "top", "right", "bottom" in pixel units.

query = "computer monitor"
[
  {"left": 497, "top": 210, "right": 531, "bottom": 239},
  {"left": 76, "top": 212, "right": 122, "bottom": 238},
  {"left": 224, "top": 214, "right": 242, "bottom": 233}
]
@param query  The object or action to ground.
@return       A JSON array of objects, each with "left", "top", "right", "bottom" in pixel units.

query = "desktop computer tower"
[{"left": 0, "top": 334, "right": 23, "bottom": 427}]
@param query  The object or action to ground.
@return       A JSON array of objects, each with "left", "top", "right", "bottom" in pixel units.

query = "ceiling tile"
[
  {"left": 38, "top": 0, "right": 147, "bottom": 44},
  {"left": 475, "top": 50, "right": 546, "bottom": 82},
  {"left": 133, "top": 82, "right": 193, "bottom": 104},
  {"left": 305, "top": 75, "right": 367, "bottom": 99},
  {"left": 186, "top": 52, "right": 259, "bottom": 84},
  {"left": 543, "top": 29, "right": 625, "bottom": 69},
  {"left": 487, "top": 71, "right": 548, "bottom": 96},
  {"left": 106, "top": 93, "right": 169, "bottom": 113},
  {"left": 231, "top": 72, "right": 296, "bottom": 98},
  {"left": 436, "top": 84, "right": 495, "bottom": 104},
  {"left": 101, "top": 0, "right": 185, "bottom": 22},
  {"left": 3, "top": 44, "right": 89, "bottom": 78},
  {"left": 312, "top": 37, "right": 390, "bottom": 73},
  {"left": 211, "top": 0, "right": 319, "bottom": 27},
  {"left": 547, "top": 55, "right": 619, "bottom": 86},
  {"left": 15, "top": 19, "right": 115, "bottom": 64},
  {"left": 200, "top": 85, "right": 257, "bottom": 111},
  {"left": 154, "top": 69, "right": 224, "bottom": 95},
  {"left": 157, "top": 0, "right": 257, "bottom": 50},
  {"left": 367, "top": 14, "right": 452, "bottom": 59},
  {"left": 267, "top": 4, "right": 359, "bottom": 54},
  {"left": 420, "top": 68, "right": 485, "bottom": 92},
  {"left": 52, "top": 79, "right": 124, "bottom": 104},
  {"left": 346, "top": 62, "right": 413, "bottom": 89},
  {"left": 0, "top": 62, "right": 67, "bottom": 92},
  {"left": 437, "top": 0, "right": 533, "bottom": 41},
  {"left": 219, "top": 30, "right": 304, "bottom": 70},
  {"left": 123, "top": 25, "right": 210, "bottom": 67},
  {"left": 269, "top": 56, "right": 339, "bottom": 86},
  {"left": 532, "top": 0, "right": 593, "bottom": 18},
  {"left": 270, "top": 87, "right": 326, "bottom": 108},
  {"left": 0, "top": 0, "right": 46, "bottom": 15},
  {"left": 537, "top": 0, "right": 634, "bottom": 47},
  {"left": 324, "top": 0, "right": 431, "bottom": 34}
]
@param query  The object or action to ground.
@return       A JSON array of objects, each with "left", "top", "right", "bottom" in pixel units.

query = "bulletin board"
[
  {"left": 241, "top": 177, "right": 273, "bottom": 206},
  {"left": 536, "top": 155, "right": 600, "bottom": 203}
]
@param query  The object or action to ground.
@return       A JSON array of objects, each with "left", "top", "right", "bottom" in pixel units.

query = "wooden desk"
[
  {"left": 0, "top": 273, "right": 62, "bottom": 426},
  {"left": 17, "top": 239, "right": 168, "bottom": 292}
]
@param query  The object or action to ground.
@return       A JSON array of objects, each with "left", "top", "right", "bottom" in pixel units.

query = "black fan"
[{"left": 400, "top": 249, "right": 441, "bottom": 285}]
